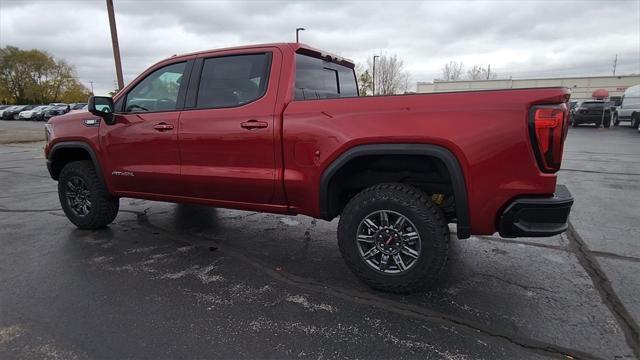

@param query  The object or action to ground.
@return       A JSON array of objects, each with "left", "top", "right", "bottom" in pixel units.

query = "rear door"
[
  {"left": 178, "top": 48, "right": 281, "bottom": 204},
  {"left": 100, "top": 60, "right": 191, "bottom": 195}
]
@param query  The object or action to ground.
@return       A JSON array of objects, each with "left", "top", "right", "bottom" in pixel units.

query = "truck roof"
[{"left": 168, "top": 43, "right": 355, "bottom": 68}]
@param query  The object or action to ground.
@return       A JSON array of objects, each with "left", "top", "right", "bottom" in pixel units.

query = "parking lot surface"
[
  {"left": 1, "top": 123, "right": 638, "bottom": 359},
  {"left": 0, "top": 120, "right": 45, "bottom": 144}
]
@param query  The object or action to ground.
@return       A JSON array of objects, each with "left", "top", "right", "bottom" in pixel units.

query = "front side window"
[
  {"left": 125, "top": 62, "right": 186, "bottom": 113},
  {"left": 196, "top": 53, "right": 270, "bottom": 109},
  {"left": 295, "top": 53, "right": 358, "bottom": 100}
]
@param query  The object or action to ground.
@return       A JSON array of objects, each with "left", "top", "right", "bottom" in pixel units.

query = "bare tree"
[
  {"left": 466, "top": 64, "right": 497, "bottom": 80},
  {"left": 441, "top": 61, "right": 464, "bottom": 81},
  {"left": 366, "top": 54, "right": 410, "bottom": 95}
]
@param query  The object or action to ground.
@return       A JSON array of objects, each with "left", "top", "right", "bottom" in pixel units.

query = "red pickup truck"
[{"left": 44, "top": 43, "right": 573, "bottom": 292}]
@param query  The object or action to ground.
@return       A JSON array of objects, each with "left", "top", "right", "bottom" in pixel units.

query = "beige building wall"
[{"left": 417, "top": 75, "right": 640, "bottom": 101}]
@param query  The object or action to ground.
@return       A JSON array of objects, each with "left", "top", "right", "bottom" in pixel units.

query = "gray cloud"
[{"left": 1, "top": 0, "right": 638, "bottom": 95}]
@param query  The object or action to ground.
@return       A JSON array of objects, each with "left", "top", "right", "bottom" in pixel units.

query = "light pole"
[
  {"left": 372, "top": 55, "right": 380, "bottom": 96},
  {"left": 106, "top": 0, "right": 124, "bottom": 90},
  {"left": 296, "top": 28, "right": 305, "bottom": 43}
]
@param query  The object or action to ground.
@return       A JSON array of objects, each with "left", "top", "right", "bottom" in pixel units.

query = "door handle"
[
  {"left": 153, "top": 123, "right": 174, "bottom": 131},
  {"left": 240, "top": 120, "right": 268, "bottom": 130}
]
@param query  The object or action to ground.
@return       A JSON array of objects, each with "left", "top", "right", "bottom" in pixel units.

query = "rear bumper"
[{"left": 498, "top": 184, "right": 573, "bottom": 238}]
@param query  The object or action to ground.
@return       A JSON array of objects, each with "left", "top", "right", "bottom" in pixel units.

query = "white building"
[{"left": 417, "top": 75, "right": 640, "bottom": 102}]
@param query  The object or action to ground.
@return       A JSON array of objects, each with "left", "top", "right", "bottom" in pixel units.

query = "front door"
[
  {"left": 178, "top": 50, "right": 280, "bottom": 204},
  {"left": 100, "top": 61, "right": 188, "bottom": 196}
]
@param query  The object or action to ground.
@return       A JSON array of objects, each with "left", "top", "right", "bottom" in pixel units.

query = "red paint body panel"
[{"left": 45, "top": 43, "right": 571, "bottom": 236}]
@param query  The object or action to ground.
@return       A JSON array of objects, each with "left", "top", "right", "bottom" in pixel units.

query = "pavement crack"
[
  {"left": 560, "top": 168, "right": 640, "bottom": 176},
  {"left": 471, "top": 272, "right": 553, "bottom": 293},
  {"left": 566, "top": 221, "right": 640, "bottom": 358},
  {"left": 0, "top": 207, "right": 61, "bottom": 213},
  {"left": 476, "top": 236, "right": 568, "bottom": 252},
  {"left": 133, "top": 213, "right": 599, "bottom": 359},
  {"left": 587, "top": 250, "right": 640, "bottom": 264}
]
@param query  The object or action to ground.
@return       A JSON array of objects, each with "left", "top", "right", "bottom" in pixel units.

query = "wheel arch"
[
  {"left": 319, "top": 144, "right": 470, "bottom": 239},
  {"left": 48, "top": 141, "right": 107, "bottom": 188}
]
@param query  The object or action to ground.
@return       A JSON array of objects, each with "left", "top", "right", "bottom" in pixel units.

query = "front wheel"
[
  {"left": 58, "top": 160, "right": 119, "bottom": 229},
  {"left": 337, "top": 183, "right": 449, "bottom": 293},
  {"left": 613, "top": 113, "right": 619, "bottom": 126}
]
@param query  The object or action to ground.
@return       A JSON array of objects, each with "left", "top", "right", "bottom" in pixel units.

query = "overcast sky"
[{"left": 1, "top": 0, "right": 639, "bottom": 94}]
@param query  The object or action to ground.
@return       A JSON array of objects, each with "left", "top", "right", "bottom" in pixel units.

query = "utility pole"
[
  {"left": 612, "top": 54, "right": 618, "bottom": 76},
  {"left": 486, "top": 64, "right": 491, "bottom": 80},
  {"left": 106, "top": 0, "right": 124, "bottom": 90},
  {"left": 296, "top": 28, "right": 305, "bottom": 43},
  {"left": 372, "top": 55, "right": 380, "bottom": 96},
  {"left": 89, "top": 81, "right": 94, "bottom": 95}
]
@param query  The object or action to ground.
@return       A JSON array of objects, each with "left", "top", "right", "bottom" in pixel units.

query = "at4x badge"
[{"left": 111, "top": 170, "right": 134, "bottom": 177}]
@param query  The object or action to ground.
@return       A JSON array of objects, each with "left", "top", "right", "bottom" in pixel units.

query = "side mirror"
[{"left": 88, "top": 96, "right": 115, "bottom": 125}]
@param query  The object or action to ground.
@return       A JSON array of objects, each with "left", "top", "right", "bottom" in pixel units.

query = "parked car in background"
[
  {"left": 69, "top": 104, "right": 88, "bottom": 113},
  {"left": 613, "top": 84, "right": 640, "bottom": 127},
  {"left": 0, "top": 106, "right": 11, "bottom": 119},
  {"left": 18, "top": 105, "right": 51, "bottom": 121},
  {"left": 1, "top": 105, "right": 36, "bottom": 120},
  {"left": 571, "top": 101, "right": 611, "bottom": 127},
  {"left": 68, "top": 103, "right": 88, "bottom": 110},
  {"left": 43, "top": 105, "right": 70, "bottom": 121}
]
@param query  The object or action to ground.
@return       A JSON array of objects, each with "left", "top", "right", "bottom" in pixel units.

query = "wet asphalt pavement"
[{"left": 1, "top": 124, "right": 639, "bottom": 359}]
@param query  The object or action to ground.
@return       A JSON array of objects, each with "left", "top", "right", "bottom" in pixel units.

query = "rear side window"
[
  {"left": 295, "top": 54, "right": 358, "bottom": 100},
  {"left": 196, "top": 53, "right": 271, "bottom": 109}
]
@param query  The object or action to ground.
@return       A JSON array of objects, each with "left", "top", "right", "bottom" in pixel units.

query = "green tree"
[
  {"left": 0, "top": 46, "right": 90, "bottom": 104},
  {"left": 60, "top": 80, "right": 91, "bottom": 103},
  {"left": 0, "top": 46, "right": 34, "bottom": 104}
]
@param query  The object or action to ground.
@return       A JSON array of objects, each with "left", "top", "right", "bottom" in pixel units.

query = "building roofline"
[{"left": 417, "top": 73, "right": 640, "bottom": 85}]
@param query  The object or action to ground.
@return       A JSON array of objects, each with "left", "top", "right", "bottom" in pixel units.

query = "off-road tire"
[
  {"left": 58, "top": 160, "right": 119, "bottom": 229},
  {"left": 337, "top": 183, "right": 449, "bottom": 293}
]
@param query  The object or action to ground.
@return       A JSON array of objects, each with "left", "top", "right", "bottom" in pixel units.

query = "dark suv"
[{"left": 571, "top": 101, "right": 611, "bottom": 128}]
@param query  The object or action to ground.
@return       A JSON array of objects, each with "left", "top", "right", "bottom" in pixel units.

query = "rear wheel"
[
  {"left": 58, "top": 160, "right": 119, "bottom": 229},
  {"left": 337, "top": 183, "right": 449, "bottom": 293},
  {"left": 632, "top": 114, "right": 640, "bottom": 129}
]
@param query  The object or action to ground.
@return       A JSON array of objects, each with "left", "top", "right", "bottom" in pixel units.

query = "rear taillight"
[{"left": 528, "top": 104, "right": 568, "bottom": 173}]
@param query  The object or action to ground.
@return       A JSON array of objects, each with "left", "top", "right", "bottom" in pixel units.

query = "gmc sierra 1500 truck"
[{"left": 44, "top": 43, "right": 574, "bottom": 293}]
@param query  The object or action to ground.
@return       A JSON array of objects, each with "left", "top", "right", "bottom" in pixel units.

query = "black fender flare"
[
  {"left": 319, "top": 143, "right": 470, "bottom": 239},
  {"left": 47, "top": 141, "right": 107, "bottom": 188}
]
